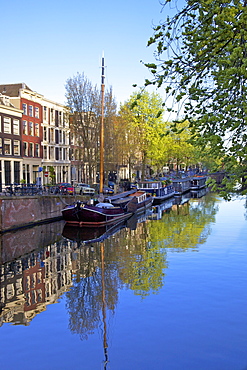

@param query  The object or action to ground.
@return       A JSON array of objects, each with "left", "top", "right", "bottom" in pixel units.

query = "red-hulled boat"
[{"left": 62, "top": 202, "right": 132, "bottom": 227}]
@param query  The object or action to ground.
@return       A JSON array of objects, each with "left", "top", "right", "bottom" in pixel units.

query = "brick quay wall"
[{"left": 0, "top": 195, "right": 81, "bottom": 233}]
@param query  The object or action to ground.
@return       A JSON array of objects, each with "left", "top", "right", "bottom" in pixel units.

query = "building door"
[
  {"left": 14, "top": 161, "right": 20, "bottom": 184},
  {"left": 4, "top": 160, "right": 11, "bottom": 185}
]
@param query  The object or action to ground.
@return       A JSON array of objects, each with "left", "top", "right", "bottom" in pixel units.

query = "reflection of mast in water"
[{"left": 100, "top": 242, "right": 108, "bottom": 369}]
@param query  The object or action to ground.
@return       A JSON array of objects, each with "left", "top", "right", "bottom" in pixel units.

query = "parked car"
[
  {"left": 92, "top": 184, "right": 114, "bottom": 195},
  {"left": 74, "top": 183, "right": 95, "bottom": 195},
  {"left": 58, "top": 183, "right": 74, "bottom": 195}
]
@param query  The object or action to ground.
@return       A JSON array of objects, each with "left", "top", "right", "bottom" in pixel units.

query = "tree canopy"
[{"left": 145, "top": 0, "right": 247, "bottom": 194}]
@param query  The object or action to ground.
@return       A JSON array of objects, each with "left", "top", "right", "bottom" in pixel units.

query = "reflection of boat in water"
[
  {"left": 190, "top": 187, "right": 208, "bottom": 198},
  {"left": 62, "top": 219, "right": 127, "bottom": 244},
  {"left": 174, "top": 192, "right": 191, "bottom": 205},
  {"left": 150, "top": 198, "right": 175, "bottom": 220}
]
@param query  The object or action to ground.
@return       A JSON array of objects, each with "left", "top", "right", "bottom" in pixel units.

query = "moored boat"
[
  {"left": 190, "top": 175, "right": 207, "bottom": 191},
  {"left": 137, "top": 180, "right": 175, "bottom": 205},
  {"left": 108, "top": 190, "right": 153, "bottom": 213},
  {"left": 62, "top": 190, "right": 153, "bottom": 226},
  {"left": 125, "top": 190, "right": 153, "bottom": 214},
  {"left": 172, "top": 177, "right": 191, "bottom": 195},
  {"left": 62, "top": 202, "right": 133, "bottom": 227}
]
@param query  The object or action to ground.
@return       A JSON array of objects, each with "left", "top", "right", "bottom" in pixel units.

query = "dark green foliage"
[{"left": 146, "top": 0, "right": 247, "bottom": 196}]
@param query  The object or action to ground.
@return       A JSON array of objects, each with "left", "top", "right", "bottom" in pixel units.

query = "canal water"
[{"left": 0, "top": 193, "right": 246, "bottom": 370}]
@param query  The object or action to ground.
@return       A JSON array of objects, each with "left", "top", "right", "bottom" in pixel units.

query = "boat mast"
[{"left": 100, "top": 54, "right": 105, "bottom": 195}]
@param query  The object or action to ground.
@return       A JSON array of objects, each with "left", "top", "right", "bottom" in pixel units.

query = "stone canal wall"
[{"left": 0, "top": 195, "right": 78, "bottom": 233}]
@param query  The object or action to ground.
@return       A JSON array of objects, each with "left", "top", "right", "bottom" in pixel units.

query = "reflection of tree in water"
[
  {"left": 116, "top": 221, "right": 168, "bottom": 298},
  {"left": 65, "top": 193, "right": 219, "bottom": 333},
  {"left": 116, "top": 193, "right": 218, "bottom": 297},
  {"left": 149, "top": 193, "right": 219, "bottom": 252},
  {"left": 66, "top": 244, "right": 119, "bottom": 341}
]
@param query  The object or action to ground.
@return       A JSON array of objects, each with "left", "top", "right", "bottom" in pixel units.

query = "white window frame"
[
  {"left": 4, "top": 138, "right": 12, "bottom": 155},
  {"left": 35, "top": 107, "right": 39, "bottom": 118},
  {"left": 43, "top": 106, "right": 47, "bottom": 121},
  {"left": 35, "top": 123, "right": 39, "bottom": 136},
  {"left": 24, "top": 142, "right": 28, "bottom": 156},
  {"left": 29, "top": 122, "right": 34, "bottom": 136},
  {"left": 29, "top": 142, "right": 34, "bottom": 157},
  {"left": 4, "top": 117, "right": 11, "bottom": 134},
  {"left": 29, "top": 105, "right": 33, "bottom": 117},
  {"left": 35, "top": 143, "right": 39, "bottom": 157},
  {"left": 22, "top": 103, "right": 27, "bottom": 115},
  {"left": 14, "top": 140, "right": 20, "bottom": 156},
  {"left": 13, "top": 119, "right": 20, "bottom": 135},
  {"left": 43, "top": 126, "right": 47, "bottom": 141}
]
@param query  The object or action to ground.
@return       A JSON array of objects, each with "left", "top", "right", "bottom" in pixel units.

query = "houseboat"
[
  {"left": 190, "top": 176, "right": 207, "bottom": 191},
  {"left": 172, "top": 177, "right": 191, "bottom": 195},
  {"left": 137, "top": 180, "right": 175, "bottom": 205}
]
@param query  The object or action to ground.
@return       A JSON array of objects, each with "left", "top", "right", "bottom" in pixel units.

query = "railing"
[{"left": 1, "top": 184, "right": 61, "bottom": 196}]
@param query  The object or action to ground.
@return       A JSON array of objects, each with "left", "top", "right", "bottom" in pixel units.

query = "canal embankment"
[{"left": 0, "top": 195, "right": 85, "bottom": 233}]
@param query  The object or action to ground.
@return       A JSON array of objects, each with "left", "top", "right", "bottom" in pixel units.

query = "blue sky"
[{"left": 1, "top": 0, "right": 170, "bottom": 107}]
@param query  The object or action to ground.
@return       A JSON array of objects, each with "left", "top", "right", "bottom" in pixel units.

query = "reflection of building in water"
[{"left": 0, "top": 239, "right": 77, "bottom": 326}]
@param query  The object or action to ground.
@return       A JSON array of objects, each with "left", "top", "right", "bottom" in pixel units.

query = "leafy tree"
[
  {"left": 65, "top": 73, "right": 117, "bottom": 183},
  {"left": 118, "top": 90, "right": 165, "bottom": 179},
  {"left": 145, "top": 0, "right": 247, "bottom": 194}
]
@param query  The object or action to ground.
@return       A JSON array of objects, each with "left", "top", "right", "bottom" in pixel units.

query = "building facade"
[
  {"left": 0, "top": 83, "right": 70, "bottom": 186},
  {"left": 0, "top": 93, "right": 23, "bottom": 189},
  {"left": 41, "top": 96, "right": 70, "bottom": 184}
]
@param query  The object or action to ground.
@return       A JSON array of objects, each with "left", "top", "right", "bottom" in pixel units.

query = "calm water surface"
[{"left": 0, "top": 193, "right": 246, "bottom": 370}]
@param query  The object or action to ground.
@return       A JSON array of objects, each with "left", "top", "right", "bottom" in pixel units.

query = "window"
[
  {"left": 29, "top": 105, "right": 33, "bottom": 117},
  {"left": 0, "top": 116, "right": 1, "bottom": 132},
  {"left": 50, "top": 128, "right": 54, "bottom": 142},
  {"left": 43, "top": 127, "right": 47, "bottom": 141},
  {"left": 4, "top": 139, "right": 12, "bottom": 155},
  {"left": 49, "top": 146, "right": 54, "bottom": 160},
  {"left": 14, "top": 140, "right": 20, "bottom": 155},
  {"left": 23, "top": 142, "right": 28, "bottom": 156},
  {"left": 35, "top": 144, "right": 39, "bottom": 157},
  {"left": 50, "top": 108, "right": 54, "bottom": 122},
  {"left": 4, "top": 117, "right": 11, "bottom": 133},
  {"left": 13, "top": 119, "right": 20, "bottom": 135},
  {"left": 59, "top": 111, "right": 62, "bottom": 124},
  {"left": 35, "top": 123, "right": 39, "bottom": 136},
  {"left": 35, "top": 107, "right": 39, "bottom": 118},
  {"left": 29, "top": 143, "right": 34, "bottom": 157},
  {"left": 63, "top": 148, "right": 67, "bottom": 160},
  {"left": 43, "top": 106, "right": 47, "bottom": 121},
  {"left": 22, "top": 103, "right": 27, "bottom": 115},
  {"left": 0, "top": 138, "right": 2, "bottom": 154},
  {"left": 43, "top": 145, "right": 48, "bottom": 159},
  {"left": 29, "top": 122, "right": 34, "bottom": 136},
  {"left": 22, "top": 120, "right": 28, "bottom": 135}
]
